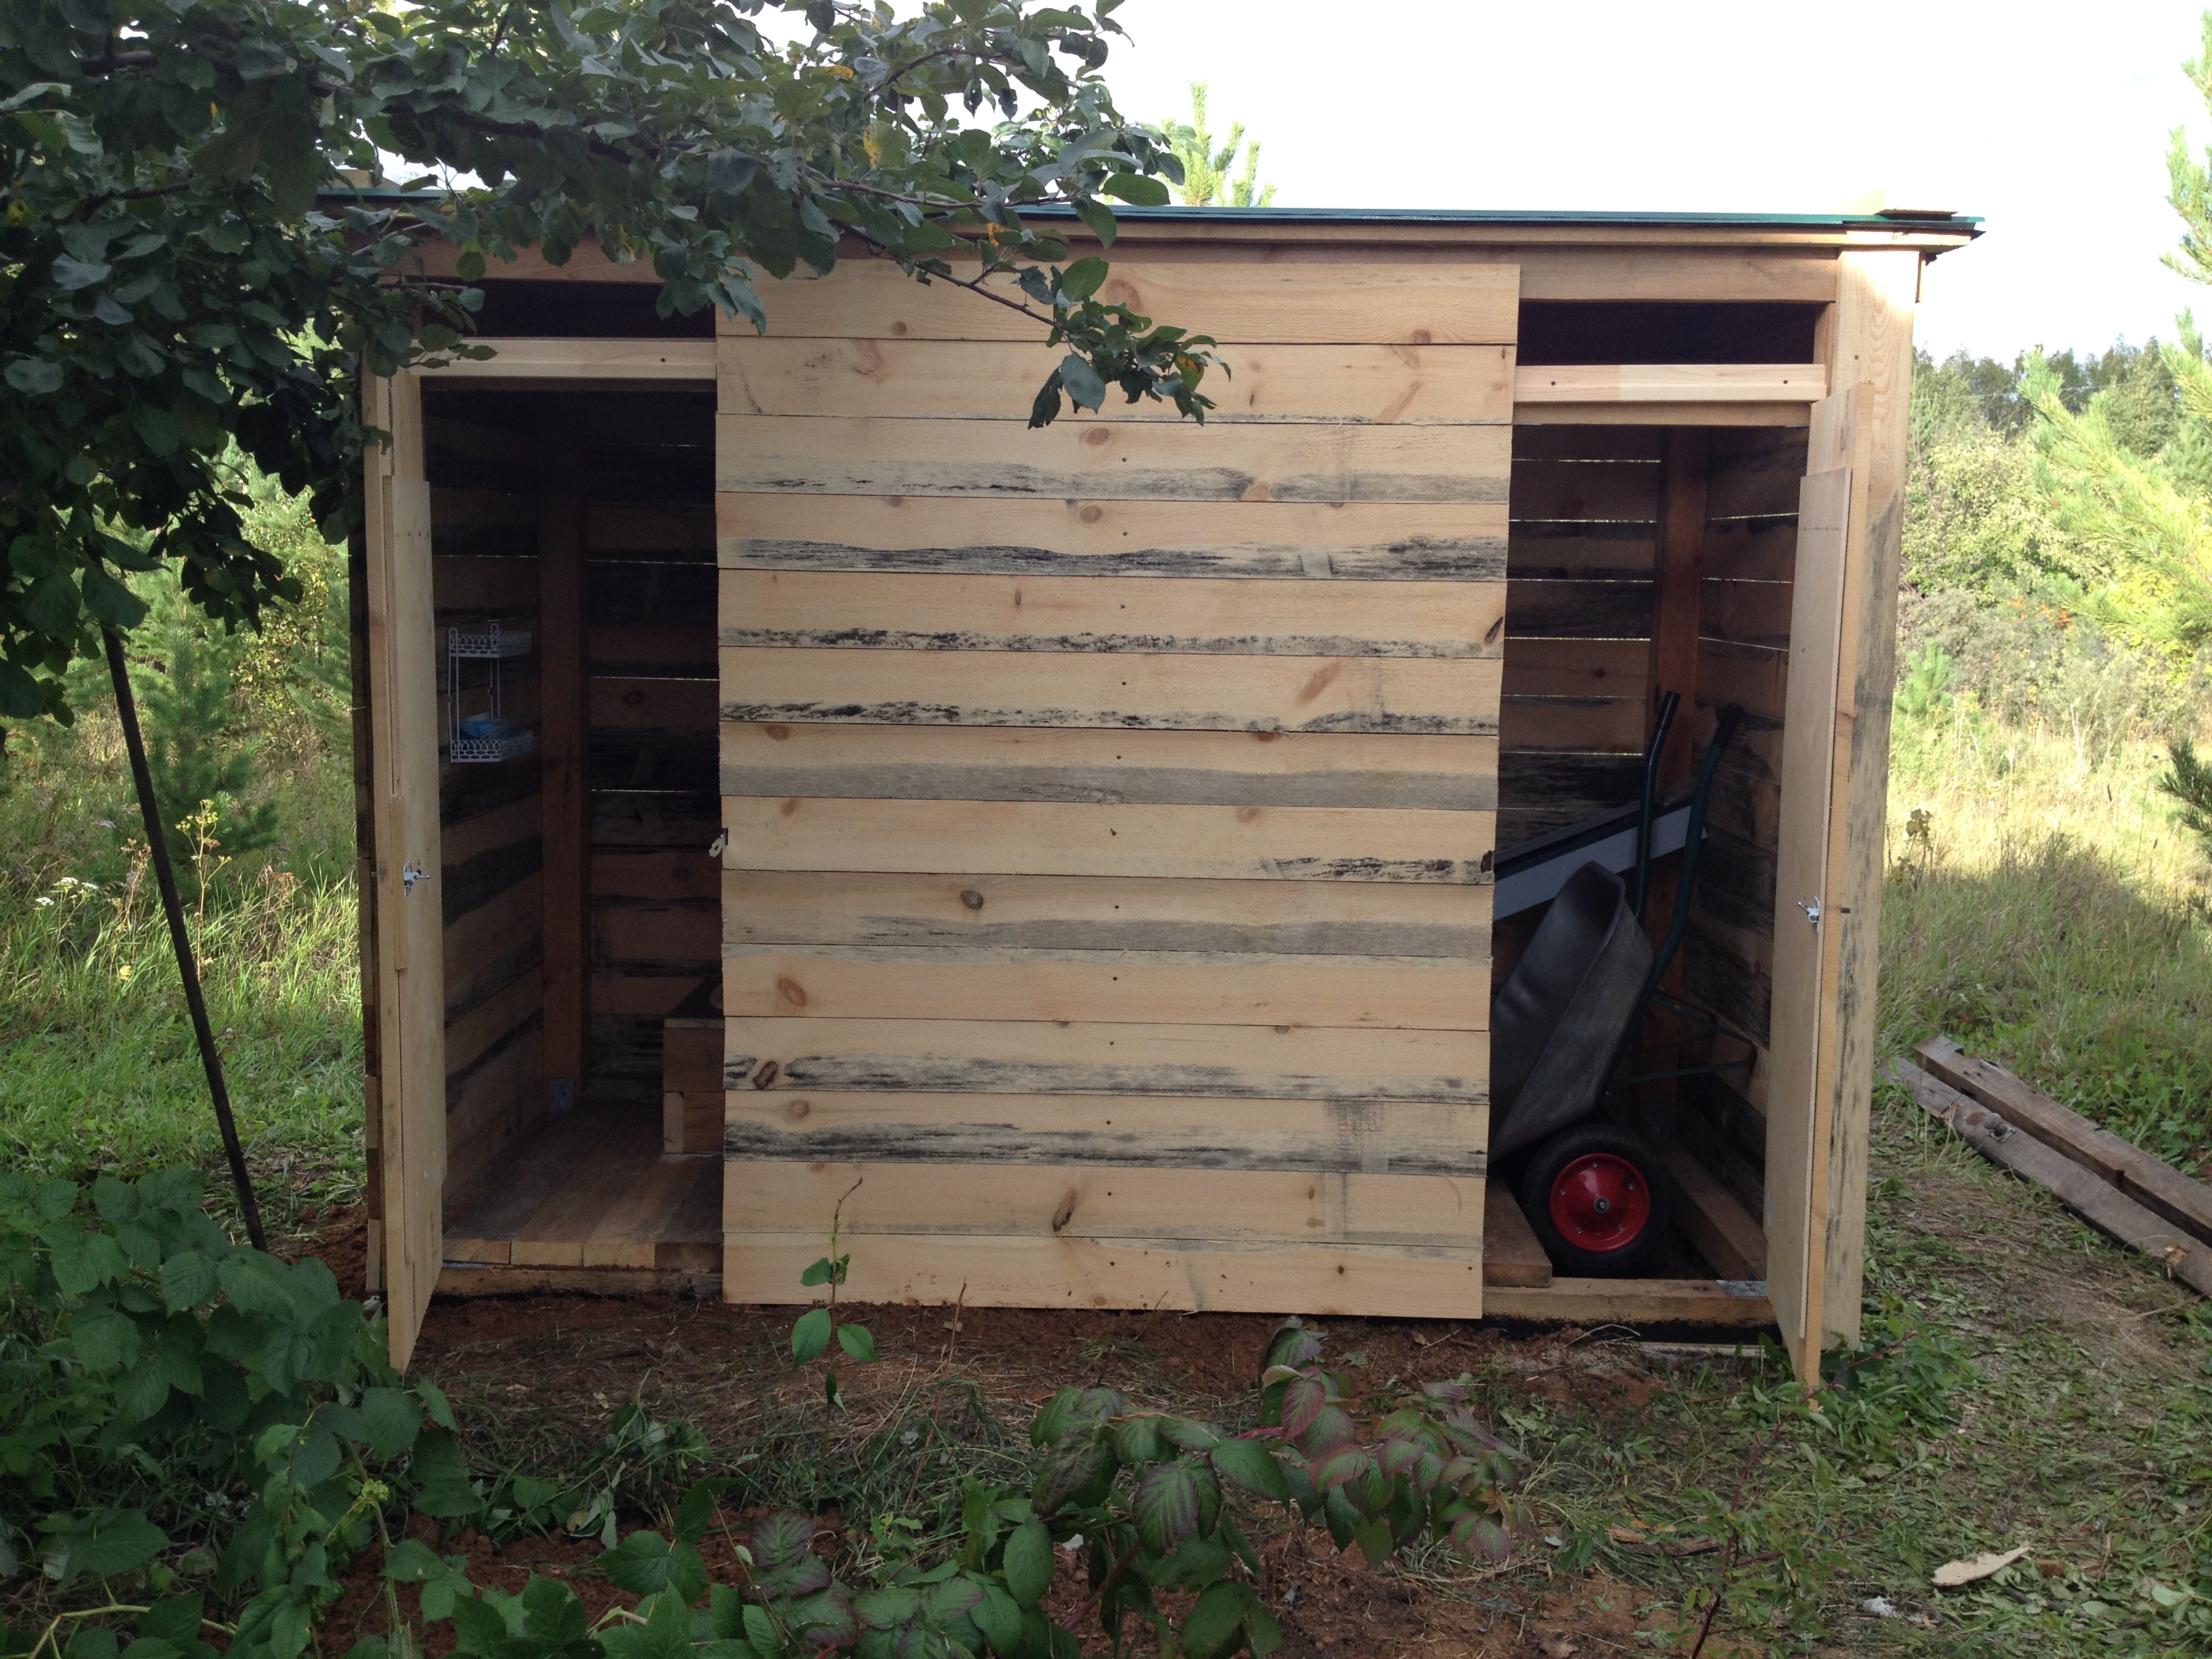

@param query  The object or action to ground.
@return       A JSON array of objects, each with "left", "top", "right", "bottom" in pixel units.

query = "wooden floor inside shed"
[{"left": 442, "top": 1102, "right": 720, "bottom": 1273}]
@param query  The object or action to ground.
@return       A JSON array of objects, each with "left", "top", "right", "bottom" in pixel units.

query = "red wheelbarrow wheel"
[{"left": 1515, "top": 1123, "right": 1673, "bottom": 1278}]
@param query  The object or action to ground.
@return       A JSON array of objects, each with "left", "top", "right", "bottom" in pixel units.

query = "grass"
[
  {"left": 1881, "top": 716, "right": 2212, "bottom": 1171},
  {"left": 0, "top": 861, "right": 365, "bottom": 1225}
]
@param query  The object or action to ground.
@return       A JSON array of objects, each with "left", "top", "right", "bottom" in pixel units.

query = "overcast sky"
[{"left": 1095, "top": 0, "right": 2212, "bottom": 364}]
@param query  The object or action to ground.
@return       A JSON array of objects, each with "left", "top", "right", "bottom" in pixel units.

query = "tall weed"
[
  {"left": 1883, "top": 717, "right": 2212, "bottom": 1170},
  {"left": 0, "top": 853, "right": 363, "bottom": 1212}
]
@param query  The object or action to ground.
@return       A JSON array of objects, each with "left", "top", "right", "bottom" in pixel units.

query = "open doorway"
[{"left": 418, "top": 382, "right": 722, "bottom": 1277}]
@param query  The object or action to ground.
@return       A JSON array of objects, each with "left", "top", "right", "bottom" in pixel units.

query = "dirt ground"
[{"left": 285, "top": 1207, "right": 1748, "bottom": 1658}]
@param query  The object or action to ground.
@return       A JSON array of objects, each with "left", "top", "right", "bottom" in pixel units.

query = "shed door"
[
  {"left": 364, "top": 371, "right": 447, "bottom": 1367},
  {"left": 1764, "top": 462, "right": 1851, "bottom": 1373}
]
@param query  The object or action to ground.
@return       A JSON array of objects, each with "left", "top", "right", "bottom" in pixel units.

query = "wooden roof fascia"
[{"left": 392, "top": 239, "right": 1856, "bottom": 306}]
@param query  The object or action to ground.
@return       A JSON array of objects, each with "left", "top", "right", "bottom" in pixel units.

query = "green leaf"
[
  {"left": 672, "top": 1477, "right": 736, "bottom": 1546},
  {"left": 1002, "top": 1518, "right": 1052, "bottom": 1607},
  {"left": 1353, "top": 1513, "right": 1393, "bottom": 1567},
  {"left": 359, "top": 1387, "right": 421, "bottom": 1458},
  {"left": 1178, "top": 1581, "right": 1246, "bottom": 1659},
  {"left": 1057, "top": 352, "right": 1107, "bottom": 413},
  {"left": 53, "top": 1511, "right": 169, "bottom": 1583},
  {"left": 52, "top": 253, "right": 112, "bottom": 290},
  {"left": 133, "top": 406, "right": 180, "bottom": 456},
  {"left": 52, "top": 1229, "right": 129, "bottom": 1296},
  {"left": 1071, "top": 197, "right": 1118, "bottom": 248},
  {"left": 1132, "top": 1463, "right": 1202, "bottom": 1555},
  {"left": 600, "top": 1530, "right": 676, "bottom": 1595},
  {"left": 71, "top": 1305, "right": 140, "bottom": 1370},
  {"left": 972, "top": 1582, "right": 1022, "bottom": 1654},
  {"left": 1448, "top": 1512, "right": 1512, "bottom": 1563},
  {"left": 798, "top": 1256, "right": 836, "bottom": 1288},
  {"left": 790, "top": 1306, "right": 832, "bottom": 1365},
  {"left": 115, "top": 1359, "right": 170, "bottom": 1422},
  {"left": 518, "top": 1576, "right": 587, "bottom": 1646},
  {"left": 2, "top": 356, "right": 60, "bottom": 396},
  {"left": 836, "top": 1322, "right": 876, "bottom": 1363},
  {"left": 747, "top": 1513, "right": 828, "bottom": 1599},
  {"left": 1211, "top": 1438, "right": 1290, "bottom": 1502},
  {"left": 1101, "top": 172, "right": 1170, "bottom": 207},
  {"left": 81, "top": 562, "right": 148, "bottom": 630},
  {"left": 1058, "top": 256, "right": 1110, "bottom": 303}
]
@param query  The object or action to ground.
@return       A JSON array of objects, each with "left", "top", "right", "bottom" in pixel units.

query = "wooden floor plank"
[{"left": 1481, "top": 1179, "right": 1553, "bottom": 1288}]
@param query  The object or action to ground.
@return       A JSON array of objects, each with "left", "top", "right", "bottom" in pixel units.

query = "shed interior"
[
  {"left": 403, "top": 294, "right": 1803, "bottom": 1301},
  {"left": 420, "top": 382, "right": 724, "bottom": 1273}
]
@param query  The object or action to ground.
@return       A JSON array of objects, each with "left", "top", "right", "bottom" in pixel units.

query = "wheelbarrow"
[{"left": 1486, "top": 693, "right": 1746, "bottom": 1276}]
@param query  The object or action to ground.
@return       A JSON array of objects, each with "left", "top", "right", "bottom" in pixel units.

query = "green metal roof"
[{"left": 321, "top": 186, "right": 1979, "bottom": 239}]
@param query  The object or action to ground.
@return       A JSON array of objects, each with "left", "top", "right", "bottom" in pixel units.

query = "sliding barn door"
[
  {"left": 363, "top": 372, "right": 447, "bottom": 1367},
  {"left": 715, "top": 253, "right": 1517, "bottom": 1314},
  {"left": 1764, "top": 461, "right": 1851, "bottom": 1373}
]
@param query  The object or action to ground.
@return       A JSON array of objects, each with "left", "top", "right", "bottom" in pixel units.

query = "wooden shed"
[{"left": 351, "top": 204, "right": 1978, "bottom": 1377}]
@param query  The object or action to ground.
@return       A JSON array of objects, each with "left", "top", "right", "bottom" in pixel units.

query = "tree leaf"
[
  {"left": 3, "top": 356, "right": 61, "bottom": 394},
  {"left": 1002, "top": 1518, "right": 1052, "bottom": 1607},
  {"left": 1057, "top": 351, "right": 1107, "bottom": 412},
  {"left": 1057, "top": 255, "right": 1109, "bottom": 303},
  {"left": 81, "top": 562, "right": 148, "bottom": 630},
  {"left": 836, "top": 1322, "right": 876, "bottom": 1363},
  {"left": 1071, "top": 197, "right": 1118, "bottom": 248},
  {"left": 1101, "top": 171, "right": 1170, "bottom": 206}
]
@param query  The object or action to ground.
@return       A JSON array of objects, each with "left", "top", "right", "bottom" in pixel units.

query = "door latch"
[
  {"left": 401, "top": 861, "right": 425, "bottom": 894},
  {"left": 1797, "top": 897, "right": 1822, "bottom": 928}
]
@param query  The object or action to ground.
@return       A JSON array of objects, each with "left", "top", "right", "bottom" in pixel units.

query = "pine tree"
[
  {"left": 2159, "top": 735, "right": 2212, "bottom": 861},
  {"left": 1160, "top": 83, "right": 1277, "bottom": 207},
  {"left": 127, "top": 613, "right": 280, "bottom": 886}
]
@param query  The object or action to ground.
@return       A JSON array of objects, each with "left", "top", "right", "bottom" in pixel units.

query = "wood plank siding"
[{"left": 717, "top": 253, "right": 1515, "bottom": 1311}]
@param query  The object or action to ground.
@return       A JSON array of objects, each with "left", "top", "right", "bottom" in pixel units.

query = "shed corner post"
[{"left": 1814, "top": 248, "right": 1921, "bottom": 1364}]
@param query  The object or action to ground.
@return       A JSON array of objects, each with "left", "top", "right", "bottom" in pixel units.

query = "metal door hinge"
[{"left": 401, "top": 861, "right": 425, "bottom": 894}]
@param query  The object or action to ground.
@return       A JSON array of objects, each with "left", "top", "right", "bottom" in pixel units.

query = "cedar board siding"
[{"left": 716, "top": 253, "right": 1515, "bottom": 1312}]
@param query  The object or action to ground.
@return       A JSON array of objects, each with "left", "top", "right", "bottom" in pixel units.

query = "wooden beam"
[
  {"left": 411, "top": 339, "right": 716, "bottom": 380},
  {"left": 1664, "top": 1149, "right": 1767, "bottom": 1280},
  {"left": 1515, "top": 365, "right": 1826, "bottom": 404},
  {"left": 538, "top": 401, "right": 589, "bottom": 1111},
  {"left": 1815, "top": 249, "right": 1922, "bottom": 1355},
  {"left": 1481, "top": 1179, "right": 1552, "bottom": 1288},
  {"left": 1891, "top": 1061, "right": 2212, "bottom": 1298},
  {"left": 1480, "top": 1277, "right": 1774, "bottom": 1326},
  {"left": 1511, "top": 403, "right": 1811, "bottom": 428},
  {"left": 1650, "top": 429, "right": 1710, "bottom": 793},
  {"left": 1917, "top": 1038, "right": 2212, "bottom": 1248}
]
